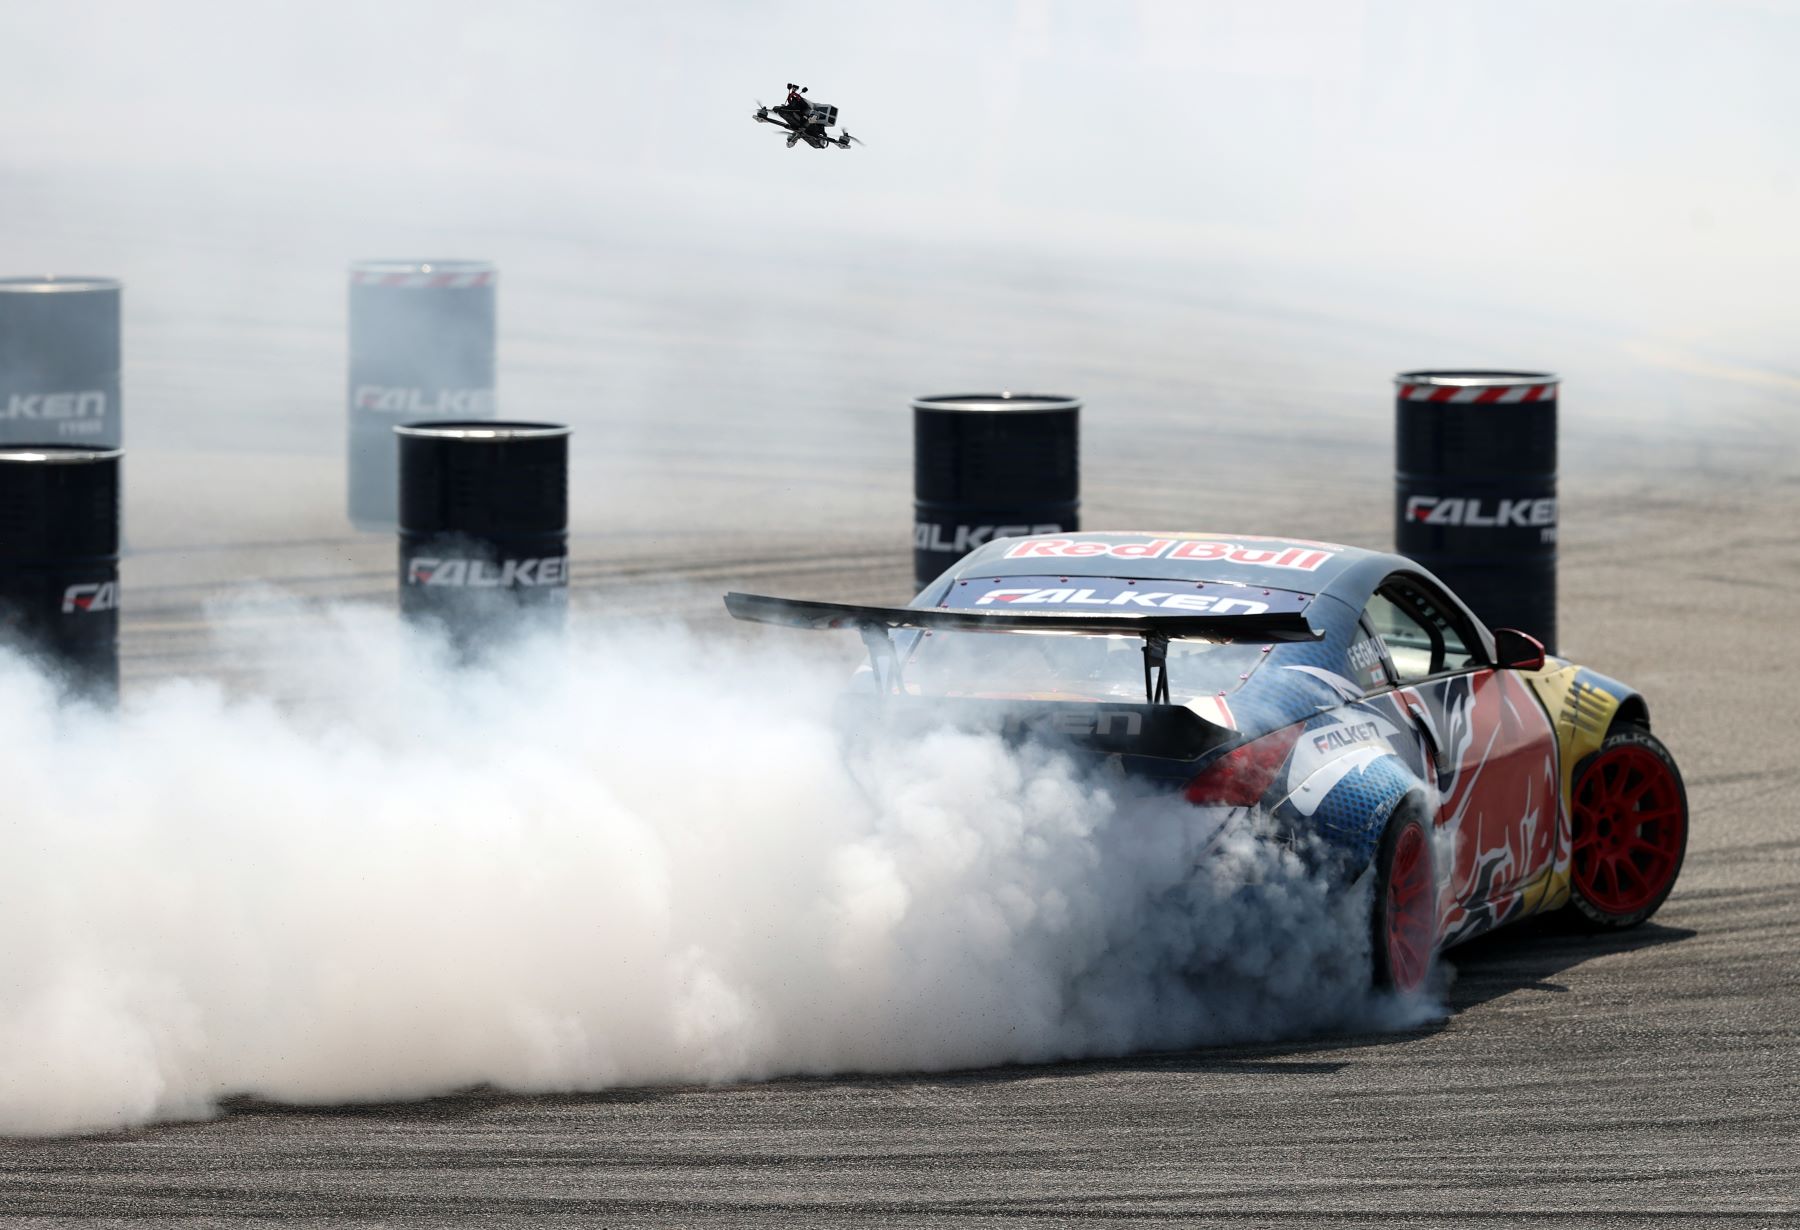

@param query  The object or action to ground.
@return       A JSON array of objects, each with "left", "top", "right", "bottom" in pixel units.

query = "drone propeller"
[{"left": 839, "top": 131, "right": 865, "bottom": 147}]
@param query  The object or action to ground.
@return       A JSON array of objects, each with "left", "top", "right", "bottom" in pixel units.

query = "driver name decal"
[{"left": 1003, "top": 538, "right": 1334, "bottom": 570}]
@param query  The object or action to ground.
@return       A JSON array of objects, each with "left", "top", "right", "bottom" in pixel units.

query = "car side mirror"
[{"left": 1493, "top": 628, "right": 1546, "bottom": 671}]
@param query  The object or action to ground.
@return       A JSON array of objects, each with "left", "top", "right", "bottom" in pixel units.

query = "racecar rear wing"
[{"left": 723, "top": 591, "right": 1319, "bottom": 705}]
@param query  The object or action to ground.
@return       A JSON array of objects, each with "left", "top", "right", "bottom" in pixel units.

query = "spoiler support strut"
[
  {"left": 1142, "top": 632, "right": 1170, "bottom": 705},
  {"left": 859, "top": 624, "right": 902, "bottom": 694}
]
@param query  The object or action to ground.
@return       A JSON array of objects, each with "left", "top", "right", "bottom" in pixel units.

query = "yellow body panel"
[{"left": 1515, "top": 659, "right": 1628, "bottom": 914}]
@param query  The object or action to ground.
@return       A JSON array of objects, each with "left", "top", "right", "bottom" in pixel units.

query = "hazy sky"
[{"left": 4, "top": 1, "right": 1792, "bottom": 355}]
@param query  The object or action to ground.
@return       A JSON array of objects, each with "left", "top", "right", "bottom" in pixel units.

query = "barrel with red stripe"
[
  {"left": 347, "top": 260, "right": 497, "bottom": 530},
  {"left": 1395, "top": 370, "right": 1558, "bottom": 651}
]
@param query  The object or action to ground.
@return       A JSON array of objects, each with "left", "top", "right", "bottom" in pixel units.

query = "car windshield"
[{"left": 904, "top": 629, "right": 1271, "bottom": 704}]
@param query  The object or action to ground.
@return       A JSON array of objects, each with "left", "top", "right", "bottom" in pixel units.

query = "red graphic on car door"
[{"left": 1397, "top": 670, "right": 1559, "bottom": 944}]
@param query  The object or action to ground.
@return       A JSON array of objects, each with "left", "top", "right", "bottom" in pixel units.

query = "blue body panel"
[{"left": 915, "top": 534, "right": 1453, "bottom": 871}]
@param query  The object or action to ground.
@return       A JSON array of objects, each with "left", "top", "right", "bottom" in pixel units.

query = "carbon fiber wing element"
[{"left": 723, "top": 592, "right": 1320, "bottom": 642}]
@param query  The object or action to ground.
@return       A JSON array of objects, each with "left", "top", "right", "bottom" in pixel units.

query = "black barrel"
[
  {"left": 913, "top": 393, "right": 1080, "bottom": 589},
  {"left": 0, "top": 446, "right": 121, "bottom": 699},
  {"left": 0, "top": 277, "right": 122, "bottom": 449},
  {"left": 348, "top": 260, "right": 496, "bottom": 531},
  {"left": 397, "top": 422, "right": 569, "bottom": 641},
  {"left": 1395, "top": 370, "right": 1558, "bottom": 651}
]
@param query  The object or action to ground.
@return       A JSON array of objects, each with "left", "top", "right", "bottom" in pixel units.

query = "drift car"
[{"left": 726, "top": 532, "right": 1688, "bottom": 992}]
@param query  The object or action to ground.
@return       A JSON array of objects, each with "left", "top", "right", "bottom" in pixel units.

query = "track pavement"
[{"left": 5, "top": 458, "right": 1796, "bottom": 1227}]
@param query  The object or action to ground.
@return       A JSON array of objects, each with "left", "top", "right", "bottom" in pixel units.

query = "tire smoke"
[{"left": 0, "top": 601, "right": 1439, "bottom": 1136}]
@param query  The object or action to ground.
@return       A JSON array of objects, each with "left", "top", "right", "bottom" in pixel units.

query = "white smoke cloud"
[{"left": 0, "top": 600, "right": 1440, "bottom": 1136}]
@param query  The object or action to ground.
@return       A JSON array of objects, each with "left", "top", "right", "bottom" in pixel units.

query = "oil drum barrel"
[
  {"left": 0, "top": 446, "right": 121, "bottom": 700},
  {"left": 348, "top": 260, "right": 496, "bottom": 531},
  {"left": 1395, "top": 370, "right": 1558, "bottom": 651},
  {"left": 0, "top": 277, "right": 122, "bottom": 449},
  {"left": 397, "top": 421, "right": 569, "bottom": 642},
  {"left": 913, "top": 393, "right": 1080, "bottom": 591}
]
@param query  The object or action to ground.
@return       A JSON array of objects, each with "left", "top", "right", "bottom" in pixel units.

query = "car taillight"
[{"left": 1184, "top": 724, "right": 1304, "bottom": 806}]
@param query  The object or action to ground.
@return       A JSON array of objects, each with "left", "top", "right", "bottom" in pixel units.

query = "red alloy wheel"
[
  {"left": 1570, "top": 737, "right": 1687, "bottom": 922},
  {"left": 1384, "top": 821, "right": 1434, "bottom": 993}
]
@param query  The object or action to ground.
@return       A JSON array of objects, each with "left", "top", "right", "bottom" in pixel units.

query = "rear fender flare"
[{"left": 1273, "top": 747, "right": 1426, "bottom": 871}]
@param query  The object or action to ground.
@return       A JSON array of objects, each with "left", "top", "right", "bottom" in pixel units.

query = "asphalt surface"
[{"left": 0, "top": 453, "right": 1793, "bottom": 1228}]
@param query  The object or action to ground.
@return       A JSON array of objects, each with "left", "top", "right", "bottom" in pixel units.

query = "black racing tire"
[
  {"left": 1566, "top": 726, "right": 1688, "bottom": 929},
  {"left": 1371, "top": 805, "right": 1436, "bottom": 992}
]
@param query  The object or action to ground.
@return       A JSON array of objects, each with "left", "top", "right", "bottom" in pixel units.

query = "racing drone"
[{"left": 752, "top": 83, "right": 864, "bottom": 150}]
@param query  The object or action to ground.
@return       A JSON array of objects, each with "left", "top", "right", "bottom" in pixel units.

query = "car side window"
[
  {"left": 1365, "top": 581, "right": 1479, "bottom": 682},
  {"left": 1347, "top": 621, "right": 1391, "bottom": 692}
]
